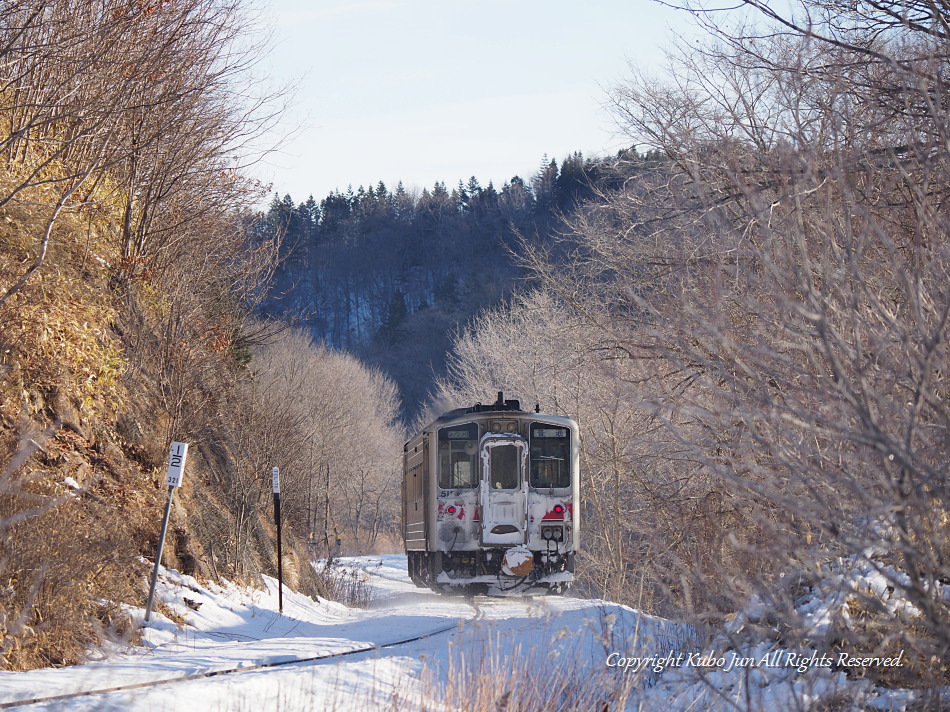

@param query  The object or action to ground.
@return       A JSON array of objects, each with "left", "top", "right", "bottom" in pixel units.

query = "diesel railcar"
[{"left": 402, "top": 393, "right": 579, "bottom": 596}]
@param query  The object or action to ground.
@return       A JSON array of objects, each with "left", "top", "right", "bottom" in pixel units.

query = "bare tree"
[
  {"left": 434, "top": 290, "right": 746, "bottom": 613},
  {"left": 502, "top": 0, "right": 950, "bottom": 680},
  {"left": 222, "top": 330, "right": 404, "bottom": 567},
  {"left": 0, "top": 0, "right": 284, "bottom": 306},
  {"left": 0, "top": 0, "right": 289, "bottom": 666}
]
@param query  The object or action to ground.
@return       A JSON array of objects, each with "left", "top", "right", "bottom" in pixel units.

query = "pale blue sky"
[{"left": 256, "top": 0, "right": 695, "bottom": 201}]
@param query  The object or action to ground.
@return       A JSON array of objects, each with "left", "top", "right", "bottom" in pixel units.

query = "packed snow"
[{"left": 0, "top": 555, "right": 935, "bottom": 711}]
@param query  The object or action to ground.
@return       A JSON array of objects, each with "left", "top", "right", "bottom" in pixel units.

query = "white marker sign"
[
  {"left": 166, "top": 442, "right": 189, "bottom": 487},
  {"left": 272, "top": 467, "right": 280, "bottom": 494}
]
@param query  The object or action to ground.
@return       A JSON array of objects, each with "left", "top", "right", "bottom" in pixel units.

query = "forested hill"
[{"left": 253, "top": 151, "right": 650, "bottom": 419}]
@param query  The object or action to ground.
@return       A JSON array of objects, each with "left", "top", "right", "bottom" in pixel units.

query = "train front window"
[
  {"left": 489, "top": 443, "right": 520, "bottom": 489},
  {"left": 438, "top": 422, "right": 479, "bottom": 488},
  {"left": 529, "top": 424, "right": 571, "bottom": 488}
]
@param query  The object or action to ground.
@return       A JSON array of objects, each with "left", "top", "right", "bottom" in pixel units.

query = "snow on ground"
[
  {"left": 0, "top": 554, "right": 934, "bottom": 711},
  {"left": 0, "top": 555, "right": 692, "bottom": 711}
]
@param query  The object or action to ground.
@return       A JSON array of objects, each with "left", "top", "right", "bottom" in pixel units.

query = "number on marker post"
[{"left": 166, "top": 442, "right": 189, "bottom": 487}]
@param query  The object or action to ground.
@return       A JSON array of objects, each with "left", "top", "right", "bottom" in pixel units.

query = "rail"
[{"left": 0, "top": 618, "right": 468, "bottom": 709}]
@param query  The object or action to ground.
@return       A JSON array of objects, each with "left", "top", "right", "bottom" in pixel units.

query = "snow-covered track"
[{"left": 0, "top": 618, "right": 468, "bottom": 710}]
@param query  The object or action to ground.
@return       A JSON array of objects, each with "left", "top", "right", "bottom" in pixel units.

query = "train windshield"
[
  {"left": 489, "top": 443, "right": 520, "bottom": 490},
  {"left": 438, "top": 422, "right": 479, "bottom": 488},
  {"left": 529, "top": 424, "right": 571, "bottom": 488}
]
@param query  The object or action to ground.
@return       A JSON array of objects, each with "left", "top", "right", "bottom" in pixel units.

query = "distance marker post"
[
  {"left": 145, "top": 442, "right": 188, "bottom": 623},
  {"left": 273, "top": 466, "right": 283, "bottom": 614}
]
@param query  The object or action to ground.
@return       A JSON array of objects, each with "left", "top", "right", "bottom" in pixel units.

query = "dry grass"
[
  {"left": 311, "top": 560, "right": 376, "bottom": 609},
  {"left": 411, "top": 630, "right": 640, "bottom": 712},
  {"left": 837, "top": 595, "right": 950, "bottom": 691},
  {"left": 0, "top": 468, "right": 158, "bottom": 668},
  {"left": 0, "top": 162, "right": 120, "bottom": 396},
  {"left": 0, "top": 163, "right": 164, "bottom": 670}
]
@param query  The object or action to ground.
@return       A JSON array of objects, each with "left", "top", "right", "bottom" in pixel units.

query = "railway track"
[{"left": 0, "top": 617, "right": 470, "bottom": 710}]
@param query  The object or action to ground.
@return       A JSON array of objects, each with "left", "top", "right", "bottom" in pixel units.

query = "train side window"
[
  {"left": 529, "top": 424, "right": 571, "bottom": 488},
  {"left": 438, "top": 423, "right": 479, "bottom": 488}
]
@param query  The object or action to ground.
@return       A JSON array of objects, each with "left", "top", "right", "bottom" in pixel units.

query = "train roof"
[
  {"left": 406, "top": 395, "right": 575, "bottom": 450},
  {"left": 425, "top": 392, "right": 575, "bottom": 428}
]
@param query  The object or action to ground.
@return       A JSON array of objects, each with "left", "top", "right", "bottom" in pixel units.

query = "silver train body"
[{"left": 402, "top": 393, "right": 579, "bottom": 595}]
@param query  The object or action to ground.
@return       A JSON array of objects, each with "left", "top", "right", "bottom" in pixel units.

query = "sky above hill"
[{"left": 254, "top": 0, "right": 697, "bottom": 202}]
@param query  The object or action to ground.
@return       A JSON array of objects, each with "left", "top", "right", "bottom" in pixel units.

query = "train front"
[{"left": 429, "top": 404, "right": 580, "bottom": 595}]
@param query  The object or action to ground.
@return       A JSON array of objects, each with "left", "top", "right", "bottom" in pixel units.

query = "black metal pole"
[
  {"left": 272, "top": 466, "right": 283, "bottom": 614},
  {"left": 274, "top": 490, "right": 283, "bottom": 613},
  {"left": 145, "top": 485, "right": 176, "bottom": 622}
]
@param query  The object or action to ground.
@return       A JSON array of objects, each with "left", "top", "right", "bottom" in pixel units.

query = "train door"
[{"left": 479, "top": 436, "right": 527, "bottom": 545}]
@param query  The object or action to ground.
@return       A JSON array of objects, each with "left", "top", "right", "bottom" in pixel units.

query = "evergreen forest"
[{"left": 252, "top": 151, "right": 656, "bottom": 418}]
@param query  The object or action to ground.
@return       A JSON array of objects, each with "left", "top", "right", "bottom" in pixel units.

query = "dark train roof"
[{"left": 431, "top": 392, "right": 526, "bottom": 425}]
